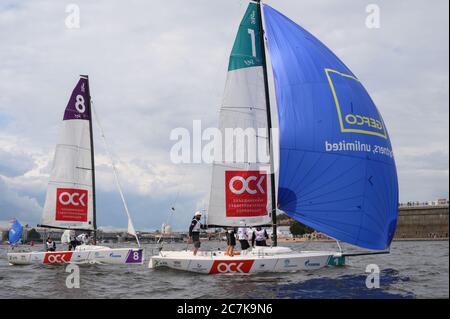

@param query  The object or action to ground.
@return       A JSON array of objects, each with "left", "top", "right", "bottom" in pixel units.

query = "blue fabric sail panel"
[
  {"left": 9, "top": 219, "right": 23, "bottom": 245},
  {"left": 263, "top": 5, "right": 398, "bottom": 250}
]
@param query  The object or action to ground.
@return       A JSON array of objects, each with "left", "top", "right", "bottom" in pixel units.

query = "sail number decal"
[
  {"left": 126, "top": 249, "right": 143, "bottom": 264},
  {"left": 248, "top": 29, "right": 257, "bottom": 58},
  {"left": 75, "top": 94, "right": 86, "bottom": 113},
  {"left": 56, "top": 188, "right": 88, "bottom": 222},
  {"left": 225, "top": 171, "right": 267, "bottom": 217},
  {"left": 63, "top": 79, "right": 90, "bottom": 121}
]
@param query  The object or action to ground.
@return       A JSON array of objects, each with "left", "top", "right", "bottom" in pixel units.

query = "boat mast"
[
  {"left": 83, "top": 75, "right": 98, "bottom": 243},
  {"left": 256, "top": 0, "right": 277, "bottom": 246}
]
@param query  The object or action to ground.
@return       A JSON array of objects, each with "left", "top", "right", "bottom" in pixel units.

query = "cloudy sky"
[{"left": 0, "top": 0, "right": 448, "bottom": 231}]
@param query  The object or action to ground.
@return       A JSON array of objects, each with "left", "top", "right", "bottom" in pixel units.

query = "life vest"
[
  {"left": 255, "top": 229, "right": 267, "bottom": 242},
  {"left": 76, "top": 234, "right": 88, "bottom": 244},
  {"left": 191, "top": 219, "right": 202, "bottom": 232},
  {"left": 237, "top": 227, "right": 248, "bottom": 240},
  {"left": 46, "top": 241, "right": 55, "bottom": 250}
]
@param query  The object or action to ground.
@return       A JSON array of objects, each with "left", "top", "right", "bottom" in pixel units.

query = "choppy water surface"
[{"left": 0, "top": 240, "right": 448, "bottom": 299}]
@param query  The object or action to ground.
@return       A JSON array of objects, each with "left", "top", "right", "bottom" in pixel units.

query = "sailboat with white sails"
[
  {"left": 149, "top": 0, "right": 398, "bottom": 274},
  {"left": 8, "top": 76, "right": 144, "bottom": 265}
]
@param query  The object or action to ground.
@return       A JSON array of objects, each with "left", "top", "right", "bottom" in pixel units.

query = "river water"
[{"left": 0, "top": 240, "right": 448, "bottom": 299}]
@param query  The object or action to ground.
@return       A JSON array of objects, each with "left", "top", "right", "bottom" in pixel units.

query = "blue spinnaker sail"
[
  {"left": 263, "top": 5, "right": 398, "bottom": 250},
  {"left": 8, "top": 219, "right": 23, "bottom": 245}
]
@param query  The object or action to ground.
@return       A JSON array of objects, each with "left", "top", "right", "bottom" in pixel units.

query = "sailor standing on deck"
[
  {"left": 237, "top": 226, "right": 250, "bottom": 251},
  {"left": 251, "top": 226, "right": 269, "bottom": 247},
  {"left": 189, "top": 211, "right": 207, "bottom": 256},
  {"left": 226, "top": 228, "right": 237, "bottom": 256}
]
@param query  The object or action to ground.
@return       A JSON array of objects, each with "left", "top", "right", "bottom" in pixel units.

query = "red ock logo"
[
  {"left": 56, "top": 188, "right": 88, "bottom": 222},
  {"left": 43, "top": 252, "right": 73, "bottom": 264},
  {"left": 225, "top": 171, "right": 267, "bottom": 217},
  {"left": 209, "top": 260, "right": 254, "bottom": 274}
]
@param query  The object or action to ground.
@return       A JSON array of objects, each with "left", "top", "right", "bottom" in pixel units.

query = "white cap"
[{"left": 195, "top": 211, "right": 202, "bottom": 216}]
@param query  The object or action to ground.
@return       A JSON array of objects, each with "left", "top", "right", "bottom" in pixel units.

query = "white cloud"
[{"left": 0, "top": 176, "right": 42, "bottom": 224}]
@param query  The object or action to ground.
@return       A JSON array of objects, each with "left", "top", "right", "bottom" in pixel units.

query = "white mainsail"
[
  {"left": 41, "top": 77, "right": 95, "bottom": 230},
  {"left": 7, "top": 76, "right": 146, "bottom": 266},
  {"left": 207, "top": 3, "right": 272, "bottom": 227}
]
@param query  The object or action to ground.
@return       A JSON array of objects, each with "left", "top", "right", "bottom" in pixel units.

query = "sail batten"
[{"left": 263, "top": 4, "right": 398, "bottom": 250}]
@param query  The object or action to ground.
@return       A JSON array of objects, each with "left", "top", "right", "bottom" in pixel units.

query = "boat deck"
[{"left": 150, "top": 247, "right": 344, "bottom": 274}]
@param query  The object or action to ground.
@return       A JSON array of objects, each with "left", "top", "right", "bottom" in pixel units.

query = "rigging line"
[
  {"left": 219, "top": 109, "right": 264, "bottom": 116},
  {"left": 91, "top": 102, "right": 140, "bottom": 248},
  {"left": 56, "top": 144, "right": 90, "bottom": 151},
  {"left": 157, "top": 166, "right": 188, "bottom": 245},
  {"left": 48, "top": 181, "right": 92, "bottom": 187},
  {"left": 221, "top": 106, "right": 266, "bottom": 111}
]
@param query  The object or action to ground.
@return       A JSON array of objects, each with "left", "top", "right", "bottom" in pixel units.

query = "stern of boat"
[{"left": 326, "top": 254, "right": 346, "bottom": 267}]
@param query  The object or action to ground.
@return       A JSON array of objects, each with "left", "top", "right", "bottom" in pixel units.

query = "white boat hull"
[
  {"left": 7, "top": 245, "right": 144, "bottom": 265},
  {"left": 149, "top": 247, "right": 345, "bottom": 274}
]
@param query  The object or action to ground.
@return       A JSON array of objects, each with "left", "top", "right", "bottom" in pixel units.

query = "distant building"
[
  {"left": 266, "top": 226, "right": 293, "bottom": 238},
  {"left": 399, "top": 198, "right": 449, "bottom": 207},
  {"left": 395, "top": 205, "right": 449, "bottom": 239},
  {"left": 277, "top": 226, "right": 293, "bottom": 238},
  {"left": 161, "top": 224, "right": 172, "bottom": 234},
  {"left": 0, "top": 221, "right": 11, "bottom": 232},
  {"left": 276, "top": 200, "right": 449, "bottom": 240}
]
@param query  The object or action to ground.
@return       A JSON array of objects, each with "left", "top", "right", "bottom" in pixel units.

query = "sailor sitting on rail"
[
  {"left": 189, "top": 211, "right": 207, "bottom": 256},
  {"left": 76, "top": 233, "right": 90, "bottom": 245},
  {"left": 68, "top": 232, "right": 79, "bottom": 251},
  {"left": 45, "top": 237, "right": 56, "bottom": 252}
]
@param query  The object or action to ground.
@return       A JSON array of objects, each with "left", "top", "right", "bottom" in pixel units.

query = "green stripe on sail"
[{"left": 228, "top": 3, "right": 263, "bottom": 71}]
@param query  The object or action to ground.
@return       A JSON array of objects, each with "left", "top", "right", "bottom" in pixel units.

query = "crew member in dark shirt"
[
  {"left": 189, "top": 211, "right": 207, "bottom": 256},
  {"left": 226, "top": 228, "right": 237, "bottom": 256}
]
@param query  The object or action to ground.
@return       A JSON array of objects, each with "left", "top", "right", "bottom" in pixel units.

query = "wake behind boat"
[
  {"left": 150, "top": 0, "right": 398, "bottom": 274},
  {"left": 8, "top": 76, "right": 143, "bottom": 266}
]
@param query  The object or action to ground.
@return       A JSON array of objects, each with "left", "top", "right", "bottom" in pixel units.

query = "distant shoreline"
[
  {"left": 393, "top": 238, "right": 449, "bottom": 242},
  {"left": 1, "top": 238, "right": 448, "bottom": 246}
]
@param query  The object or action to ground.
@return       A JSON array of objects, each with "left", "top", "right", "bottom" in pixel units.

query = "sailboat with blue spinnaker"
[{"left": 150, "top": 0, "right": 398, "bottom": 274}]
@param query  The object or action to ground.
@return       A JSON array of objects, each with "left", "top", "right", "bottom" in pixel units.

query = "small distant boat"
[
  {"left": 8, "top": 76, "right": 143, "bottom": 265},
  {"left": 8, "top": 219, "right": 23, "bottom": 247},
  {"left": 150, "top": 0, "right": 398, "bottom": 274}
]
